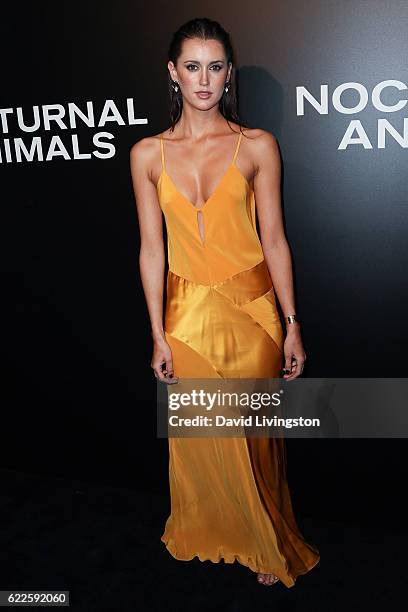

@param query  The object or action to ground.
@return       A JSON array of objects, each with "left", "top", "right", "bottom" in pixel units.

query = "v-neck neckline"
[
  {"left": 159, "top": 132, "right": 244, "bottom": 210},
  {"left": 161, "top": 163, "right": 238, "bottom": 210}
]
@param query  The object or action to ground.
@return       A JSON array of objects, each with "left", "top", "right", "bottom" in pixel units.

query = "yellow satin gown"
[{"left": 156, "top": 129, "right": 320, "bottom": 587}]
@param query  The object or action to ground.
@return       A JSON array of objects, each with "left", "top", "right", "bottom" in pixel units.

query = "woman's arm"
[
  {"left": 129, "top": 138, "right": 177, "bottom": 383},
  {"left": 252, "top": 130, "right": 305, "bottom": 380}
]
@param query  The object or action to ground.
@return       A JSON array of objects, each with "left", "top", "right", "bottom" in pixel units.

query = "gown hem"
[{"left": 161, "top": 533, "right": 320, "bottom": 588}]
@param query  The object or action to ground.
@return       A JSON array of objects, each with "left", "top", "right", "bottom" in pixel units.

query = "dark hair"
[{"left": 166, "top": 17, "right": 248, "bottom": 134}]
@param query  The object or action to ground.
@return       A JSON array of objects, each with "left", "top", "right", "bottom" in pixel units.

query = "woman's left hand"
[{"left": 282, "top": 324, "right": 306, "bottom": 380}]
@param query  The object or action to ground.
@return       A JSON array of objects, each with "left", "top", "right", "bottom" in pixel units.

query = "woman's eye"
[{"left": 186, "top": 64, "right": 223, "bottom": 71}]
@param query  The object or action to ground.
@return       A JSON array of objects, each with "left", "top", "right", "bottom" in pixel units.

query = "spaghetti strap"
[
  {"left": 160, "top": 133, "right": 166, "bottom": 172},
  {"left": 232, "top": 131, "right": 243, "bottom": 163}
]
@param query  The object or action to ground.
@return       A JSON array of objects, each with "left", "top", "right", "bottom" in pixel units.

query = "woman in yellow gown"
[{"left": 130, "top": 18, "right": 320, "bottom": 587}]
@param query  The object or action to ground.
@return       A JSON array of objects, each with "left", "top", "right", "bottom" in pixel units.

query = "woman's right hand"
[{"left": 151, "top": 336, "right": 179, "bottom": 384}]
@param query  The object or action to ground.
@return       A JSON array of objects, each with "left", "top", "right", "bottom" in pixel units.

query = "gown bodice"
[{"left": 157, "top": 131, "right": 267, "bottom": 286}]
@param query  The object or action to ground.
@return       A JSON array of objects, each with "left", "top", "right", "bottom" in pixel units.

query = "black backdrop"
[{"left": 3, "top": 1, "right": 408, "bottom": 524}]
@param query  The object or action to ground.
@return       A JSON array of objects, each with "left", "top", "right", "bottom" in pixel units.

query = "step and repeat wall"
[{"left": 3, "top": 1, "right": 407, "bottom": 518}]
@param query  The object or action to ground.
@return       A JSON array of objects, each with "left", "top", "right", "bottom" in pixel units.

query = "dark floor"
[{"left": 0, "top": 467, "right": 405, "bottom": 611}]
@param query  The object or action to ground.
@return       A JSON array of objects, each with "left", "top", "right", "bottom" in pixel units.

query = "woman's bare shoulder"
[
  {"left": 129, "top": 131, "right": 163, "bottom": 157},
  {"left": 129, "top": 131, "right": 166, "bottom": 180},
  {"left": 241, "top": 126, "right": 277, "bottom": 143},
  {"left": 240, "top": 127, "right": 279, "bottom": 161}
]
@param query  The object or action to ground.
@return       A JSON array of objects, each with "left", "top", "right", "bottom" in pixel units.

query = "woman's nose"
[{"left": 199, "top": 70, "right": 209, "bottom": 86}]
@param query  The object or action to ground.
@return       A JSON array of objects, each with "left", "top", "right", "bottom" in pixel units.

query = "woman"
[{"left": 130, "top": 17, "right": 320, "bottom": 587}]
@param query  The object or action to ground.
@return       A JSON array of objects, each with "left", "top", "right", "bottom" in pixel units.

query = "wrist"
[
  {"left": 285, "top": 321, "right": 301, "bottom": 333},
  {"left": 151, "top": 328, "right": 166, "bottom": 342},
  {"left": 284, "top": 314, "right": 300, "bottom": 333}
]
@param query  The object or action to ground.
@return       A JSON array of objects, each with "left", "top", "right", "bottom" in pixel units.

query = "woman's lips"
[{"left": 195, "top": 92, "right": 212, "bottom": 99}]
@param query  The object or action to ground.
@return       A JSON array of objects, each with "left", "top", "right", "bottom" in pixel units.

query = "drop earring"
[
  {"left": 172, "top": 80, "right": 179, "bottom": 93},
  {"left": 224, "top": 82, "right": 230, "bottom": 93}
]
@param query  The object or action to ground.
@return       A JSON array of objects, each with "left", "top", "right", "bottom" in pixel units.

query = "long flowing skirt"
[{"left": 161, "top": 271, "right": 320, "bottom": 587}]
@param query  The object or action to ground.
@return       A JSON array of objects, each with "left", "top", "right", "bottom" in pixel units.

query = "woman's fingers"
[
  {"left": 163, "top": 357, "right": 175, "bottom": 379},
  {"left": 152, "top": 356, "right": 178, "bottom": 384},
  {"left": 282, "top": 353, "right": 305, "bottom": 380}
]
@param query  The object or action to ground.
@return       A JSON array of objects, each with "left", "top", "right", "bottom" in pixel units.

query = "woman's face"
[{"left": 168, "top": 37, "right": 232, "bottom": 108}]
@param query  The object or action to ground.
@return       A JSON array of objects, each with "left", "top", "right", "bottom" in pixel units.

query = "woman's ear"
[{"left": 168, "top": 61, "right": 177, "bottom": 82}]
